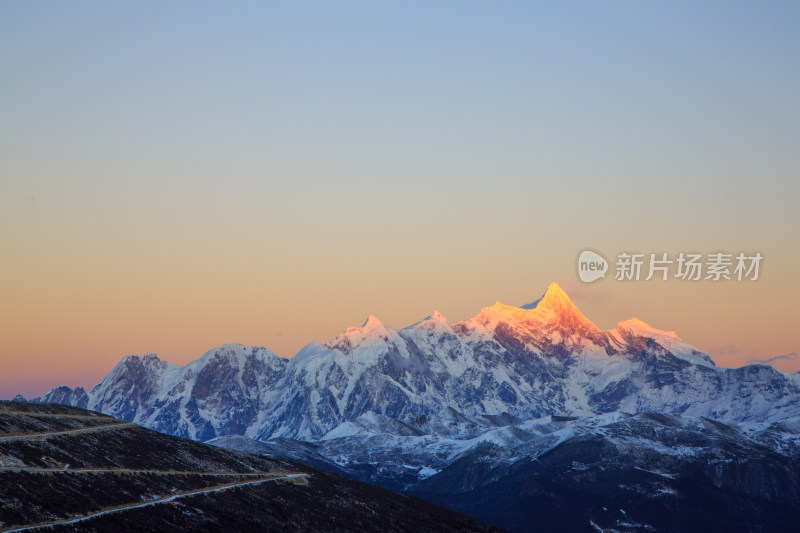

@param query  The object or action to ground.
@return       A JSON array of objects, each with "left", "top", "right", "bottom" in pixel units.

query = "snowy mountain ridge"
[{"left": 27, "top": 283, "right": 800, "bottom": 443}]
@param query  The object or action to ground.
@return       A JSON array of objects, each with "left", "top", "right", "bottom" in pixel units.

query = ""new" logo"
[{"left": 577, "top": 250, "right": 608, "bottom": 283}]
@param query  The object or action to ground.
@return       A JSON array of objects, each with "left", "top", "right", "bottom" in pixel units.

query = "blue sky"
[{"left": 1, "top": 2, "right": 799, "bottom": 396}]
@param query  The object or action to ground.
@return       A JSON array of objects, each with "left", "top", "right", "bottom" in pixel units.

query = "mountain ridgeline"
[{"left": 30, "top": 283, "right": 800, "bottom": 442}]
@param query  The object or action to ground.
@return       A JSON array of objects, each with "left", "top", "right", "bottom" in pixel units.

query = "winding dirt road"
[{"left": 1, "top": 473, "right": 308, "bottom": 532}]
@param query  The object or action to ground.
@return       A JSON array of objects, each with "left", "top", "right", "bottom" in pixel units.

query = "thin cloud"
[{"left": 749, "top": 352, "right": 800, "bottom": 364}]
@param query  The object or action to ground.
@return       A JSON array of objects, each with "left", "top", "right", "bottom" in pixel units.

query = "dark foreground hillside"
[{"left": 0, "top": 401, "right": 500, "bottom": 532}]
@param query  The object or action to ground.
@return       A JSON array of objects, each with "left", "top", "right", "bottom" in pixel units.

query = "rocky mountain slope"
[
  {"left": 0, "top": 401, "right": 498, "bottom": 532},
  {"left": 206, "top": 409, "right": 800, "bottom": 531}
]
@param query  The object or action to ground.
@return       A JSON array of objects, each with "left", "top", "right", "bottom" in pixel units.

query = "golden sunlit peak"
[
  {"left": 536, "top": 282, "right": 574, "bottom": 312},
  {"left": 482, "top": 301, "right": 522, "bottom": 315},
  {"left": 477, "top": 283, "right": 580, "bottom": 322}
]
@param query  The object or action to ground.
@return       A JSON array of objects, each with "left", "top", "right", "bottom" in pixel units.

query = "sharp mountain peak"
[{"left": 536, "top": 282, "right": 575, "bottom": 312}]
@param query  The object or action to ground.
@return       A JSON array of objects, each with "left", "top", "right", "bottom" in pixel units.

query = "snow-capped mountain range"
[
  {"left": 28, "top": 282, "right": 800, "bottom": 442},
  {"left": 23, "top": 282, "right": 800, "bottom": 531}
]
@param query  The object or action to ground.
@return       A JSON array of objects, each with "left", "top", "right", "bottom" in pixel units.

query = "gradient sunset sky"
[{"left": 2, "top": 2, "right": 799, "bottom": 399}]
